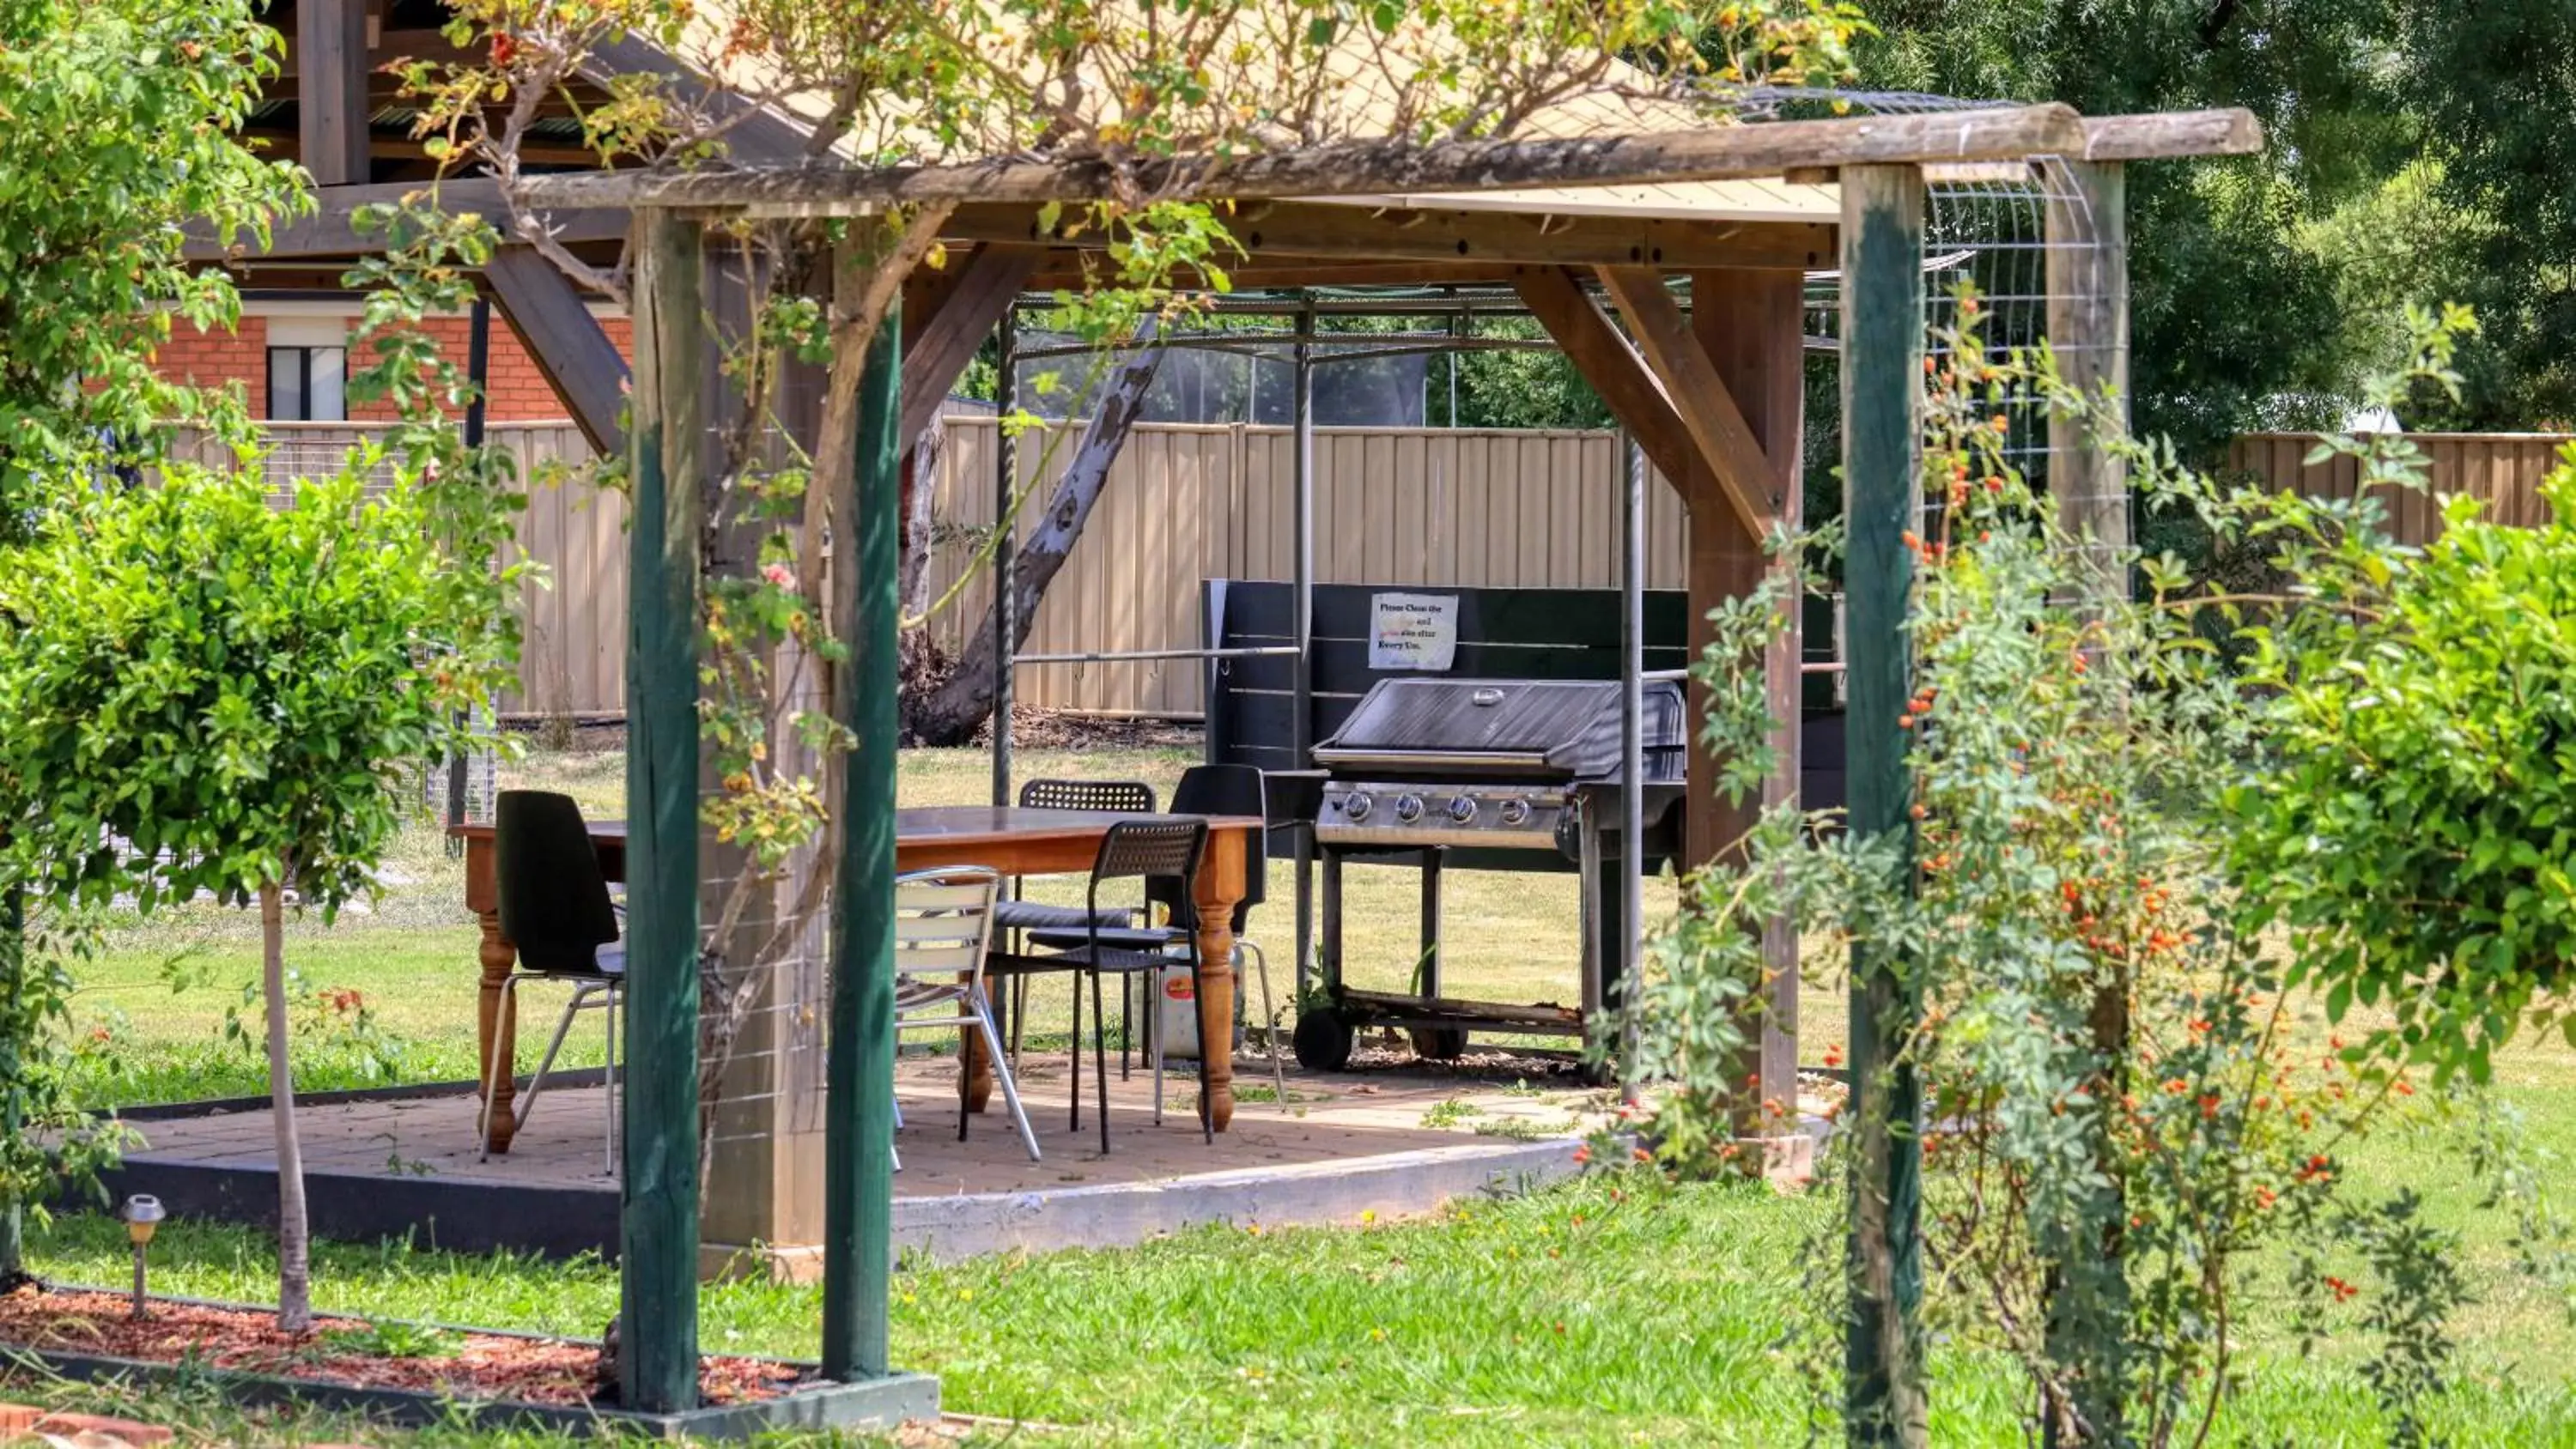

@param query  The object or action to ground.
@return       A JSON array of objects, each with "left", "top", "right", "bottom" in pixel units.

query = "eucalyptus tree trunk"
[
  {"left": 903, "top": 323, "right": 1166, "bottom": 745},
  {"left": 261, "top": 880, "right": 313, "bottom": 1333}
]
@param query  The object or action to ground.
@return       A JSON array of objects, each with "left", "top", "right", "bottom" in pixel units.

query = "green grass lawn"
[{"left": 25, "top": 740, "right": 2576, "bottom": 1444}]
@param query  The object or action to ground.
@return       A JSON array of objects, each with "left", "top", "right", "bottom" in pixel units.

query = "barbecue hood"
[{"left": 1311, "top": 677, "right": 1685, "bottom": 780}]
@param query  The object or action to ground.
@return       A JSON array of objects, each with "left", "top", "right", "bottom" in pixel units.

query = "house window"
[{"left": 265, "top": 343, "right": 347, "bottom": 422}]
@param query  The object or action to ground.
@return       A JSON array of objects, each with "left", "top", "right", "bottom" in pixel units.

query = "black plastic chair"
[
  {"left": 993, "top": 818, "right": 1212, "bottom": 1153},
  {"left": 994, "top": 778, "right": 1157, "bottom": 1061},
  {"left": 486, "top": 791, "right": 623, "bottom": 1172},
  {"left": 1028, "top": 764, "right": 1288, "bottom": 1108}
]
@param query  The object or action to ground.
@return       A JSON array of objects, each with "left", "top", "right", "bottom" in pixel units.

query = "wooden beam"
[
  {"left": 1024, "top": 258, "right": 1522, "bottom": 291},
  {"left": 1689, "top": 267, "right": 1807, "bottom": 1138},
  {"left": 279, "top": 27, "right": 476, "bottom": 79},
  {"left": 525, "top": 104, "right": 2092, "bottom": 212},
  {"left": 483, "top": 246, "right": 630, "bottom": 455},
  {"left": 294, "top": 0, "right": 371, "bottom": 186},
  {"left": 897, "top": 245, "right": 1042, "bottom": 445},
  {"left": 2081, "top": 110, "right": 2263, "bottom": 161},
  {"left": 1509, "top": 267, "right": 1704, "bottom": 502},
  {"left": 1593, "top": 266, "right": 1771, "bottom": 538},
  {"left": 185, "top": 179, "right": 628, "bottom": 261},
  {"left": 957, "top": 201, "right": 1836, "bottom": 271},
  {"left": 583, "top": 35, "right": 814, "bottom": 163}
]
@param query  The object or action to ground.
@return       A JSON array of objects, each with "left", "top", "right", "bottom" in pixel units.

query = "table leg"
[
  {"left": 1192, "top": 831, "right": 1249, "bottom": 1133},
  {"left": 474, "top": 906, "right": 521, "bottom": 1154}
]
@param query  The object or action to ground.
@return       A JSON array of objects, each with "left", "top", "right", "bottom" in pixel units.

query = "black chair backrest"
[
  {"left": 495, "top": 791, "right": 620, "bottom": 976},
  {"left": 1019, "top": 778, "right": 1157, "bottom": 813},
  {"left": 1155, "top": 764, "right": 1267, "bottom": 932},
  {"left": 1087, "top": 820, "right": 1208, "bottom": 923}
]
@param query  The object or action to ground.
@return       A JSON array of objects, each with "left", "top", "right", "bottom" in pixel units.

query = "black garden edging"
[{"left": 0, "top": 1292, "right": 937, "bottom": 1440}]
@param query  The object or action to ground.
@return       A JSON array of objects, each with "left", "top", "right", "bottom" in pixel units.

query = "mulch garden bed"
[{"left": 0, "top": 1286, "right": 800, "bottom": 1410}]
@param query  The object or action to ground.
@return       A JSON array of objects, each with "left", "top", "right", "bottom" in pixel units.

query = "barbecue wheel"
[
  {"left": 1292, "top": 1010, "right": 1355, "bottom": 1072},
  {"left": 1409, "top": 1026, "right": 1469, "bottom": 1061}
]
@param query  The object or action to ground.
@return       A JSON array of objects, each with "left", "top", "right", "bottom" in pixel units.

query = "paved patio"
[{"left": 105, "top": 1049, "right": 1608, "bottom": 1262}]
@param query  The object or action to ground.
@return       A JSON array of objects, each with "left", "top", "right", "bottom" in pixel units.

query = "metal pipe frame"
[
  {"left": 1291, "top": 291, "right": 1318, "bottom": 999},
  {"left": 1012, "top": 644, "right": 1301, "bottom": 667},
  {"left": 990, "top": 312, "right": 1018, "bottom": 808}
]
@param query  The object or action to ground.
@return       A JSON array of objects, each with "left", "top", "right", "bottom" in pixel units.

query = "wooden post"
[
  {"left": 1839, "top": 164, "right": 1928, "bottom": 1449},
  {"left": 620, "top": 209, "right": 704, "bottom": 1416},
  {"left": 2044, "top": 157, "right": 2133, "bottom": 1448},
  {"left": 823, "top": 306, "right": 902, "bottom": 1380},
  {"left": 1690, "top": 269, "right": 1808, "bottom": 1137},
  {"left": 2046, "top": 161, "right": 2129, "bottom": 607},
  {"left": 293, "top": 0, "right": 370, "bottom": 188}
]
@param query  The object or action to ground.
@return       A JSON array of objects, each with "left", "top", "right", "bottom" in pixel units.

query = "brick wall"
[
  {"left": 159, "top": 306, "right": 631, "bottom": 425},
  {"left": 157, "top": 314, "right": 270, "bottom": 416}
]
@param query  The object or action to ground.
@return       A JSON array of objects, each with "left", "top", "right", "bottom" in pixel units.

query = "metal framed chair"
[
  {"left": 1027, "top": 764, "right": 1289, "bottom": 1109},
  {"left": 483, "top": 791, "right": 623, "bottom": 1173},
  {"left": 993, "top": 818, "right": 1212, "bottom": 1154},
  {"left": 994, "top": 778, "right": 1156, "bottom": 1061},
  {"left": 894, "top": 866, "right": 1040, "bottom": 1162}
]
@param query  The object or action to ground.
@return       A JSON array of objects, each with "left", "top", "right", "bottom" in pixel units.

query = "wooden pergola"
[{"left": 204, "top": 4, "right": 2259, "bottom": 1428}]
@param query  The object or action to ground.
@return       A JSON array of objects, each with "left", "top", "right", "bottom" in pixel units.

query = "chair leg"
[
  {"left": 975, "top": 1000, "right": 1042, "bottom": 1163},
  {"left": 1120, "top": 977, "right": 1133, "bottom": 1080},
  {"left": 1067, "top": 972, "right": 1084, "bottom": 1133},
  {"left": 956, "top": 1008, "right": 971, "bottom": 1144},
  {"left": 605, "top": 984, "right": 621, "bottom": 1178},
  {"left": 513, "top": 981, "right": 597, "bottom": 1133},
  {"left": 1242, "top": 942, "right": 1287, "bottom": 1111},
  {"left": 1150, "top": 970, "right": 1166, "bottom": 1126},
  {"left": 1189, "top": 952, "right": 1212, "bottom": 1144},
  {"left": 1091, "top": 970, "right": 1112, "bottom": 1155}
]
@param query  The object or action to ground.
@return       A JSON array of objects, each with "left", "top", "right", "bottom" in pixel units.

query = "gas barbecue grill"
[{"left": 1290, "top": 676, "right": 1689, "bottom": 1073}]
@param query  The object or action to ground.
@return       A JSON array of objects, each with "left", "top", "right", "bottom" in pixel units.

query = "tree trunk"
[
  {"left": 895, "top": 413, "right": 945, "bottom": 698},
  {"left": 262, "top": 880, "right": 313, "bottom": 1334},
  {"left": 903, "top": 322, "right": 1167, "bottom": 745}
]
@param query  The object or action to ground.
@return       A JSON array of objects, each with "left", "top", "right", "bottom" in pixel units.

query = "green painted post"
[
  {"left": 824, "top": 300, "right": 903, "bottom": 1380},
  {"left": 0, "top": 884, "right": 22, "bottom": 1280},
  {"left": 620, "top": 210, "right": 704, "bottom": 1415},
  {"left": 1838, "top": 163, "right": 1929, "bottom": 1449}
]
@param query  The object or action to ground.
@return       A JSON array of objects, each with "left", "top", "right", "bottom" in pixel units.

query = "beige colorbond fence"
[
  {"left": 2229, "top": 433, "right": 2574, "bottom": 544},
  {"left": 917, "top": 421, "right": 1691, "bottom": 718},
  {"left": 171, "top": 421, "right": 620, "bottom": 719},
  {"left": 194, "top": 422, "right": 2567, "bottom": 721}
]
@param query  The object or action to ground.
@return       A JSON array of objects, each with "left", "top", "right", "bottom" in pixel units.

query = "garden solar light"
[{"left": 120, "top": 1195, "right": 164, "bottom": 1319}]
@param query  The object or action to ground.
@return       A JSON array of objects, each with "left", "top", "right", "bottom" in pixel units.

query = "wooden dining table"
[{"left": 452, "top": 805, "right": 1263, "bottom": 1153}]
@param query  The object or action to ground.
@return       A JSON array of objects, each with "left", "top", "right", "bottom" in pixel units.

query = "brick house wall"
[{"left": 161, "top": 303, "right": 633, "bottom": 425}]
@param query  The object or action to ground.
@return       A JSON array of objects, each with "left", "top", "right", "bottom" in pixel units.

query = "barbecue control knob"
[
  {"left": 1446, "top": 795, "right": 1479, "bottom": 824},
  {"left": 1395, "top": 793, "right": 1426, "bottom": 823},
  {"left": 1341, "top": 792, "right": 1373, "bottom": 822},
  {"left": 1498, "top": 797, "right": 1532, "bottom": 826}
]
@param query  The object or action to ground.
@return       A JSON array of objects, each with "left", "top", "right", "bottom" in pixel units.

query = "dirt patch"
[{"left": 0, "top": 1288, "right": 800, "bottom": 1410}]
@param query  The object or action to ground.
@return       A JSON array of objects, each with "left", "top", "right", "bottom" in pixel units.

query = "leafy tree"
[
  {"left": 0, "top": 0, "right": 299, "bottom": 1283},
  {"left": 0, "top": 0, "right": 298, "bottom": 514},
  {"left": 1853, "top": 0, "right": 2408, "bottom": 461},
  {"left": 2396, "top": 0, "right": 2576, "bottom": 427},
  {"left": 1615, "top": 300, "right": 2508, "bottom": 1446},
  {"left": 0, "top": 458, "right": 511, "bottom": 1332}
]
